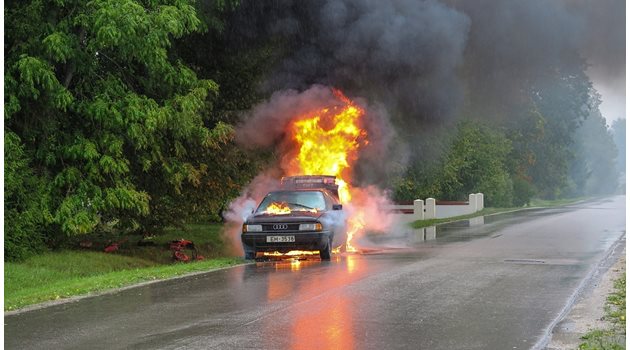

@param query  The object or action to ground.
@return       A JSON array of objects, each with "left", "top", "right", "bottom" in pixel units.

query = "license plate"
[{"left": 266, "top": 235, "right": 295, "bottom": 243}]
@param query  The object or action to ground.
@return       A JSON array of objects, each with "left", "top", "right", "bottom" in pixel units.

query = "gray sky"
[
  {"left": 591, "top": 74, "right": 625, "bottom": 124},
  {"left": 578, "top": 0, "right": 625, "bottom": 124}
]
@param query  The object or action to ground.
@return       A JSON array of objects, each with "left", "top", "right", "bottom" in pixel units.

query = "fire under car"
[{"left": 241, "top": 175, "right": 347, "bottom": 260}]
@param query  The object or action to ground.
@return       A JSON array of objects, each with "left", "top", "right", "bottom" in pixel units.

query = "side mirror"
[{"left": 332, "top": 204, "right": 343, "bottom": 210}]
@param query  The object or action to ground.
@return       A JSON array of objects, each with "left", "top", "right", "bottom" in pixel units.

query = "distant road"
[{"left": 5, "top": 196, "right": 625, "bottom": 350}]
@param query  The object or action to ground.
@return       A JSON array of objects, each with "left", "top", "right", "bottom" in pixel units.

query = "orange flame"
[
  {"left": 288, "top": 90, "right": 366, "bottom": 252},
  {"left": 265, "top": 201, "right": 318, "bottom": 215},
  {"left": 345, "top": 212, "right": 364, "bottom": 253},
  {"left": 265, "top": 202, "right": 292, "bottom": 215}
]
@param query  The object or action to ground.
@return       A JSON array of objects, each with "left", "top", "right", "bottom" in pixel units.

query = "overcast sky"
[{"left": 578, "top": 0, "right": 625, "bottom": 125}]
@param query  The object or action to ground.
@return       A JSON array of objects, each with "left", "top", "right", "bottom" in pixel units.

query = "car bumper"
[{"left": 241, "top": 231, "right": 331, "bottom": 252}]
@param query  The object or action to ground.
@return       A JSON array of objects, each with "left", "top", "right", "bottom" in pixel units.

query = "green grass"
[
  {"left": 579, "top": 275, "right": 626, "bottom": 350},
  {"left": 5, "top": 251, "right": 244, "bottom": 311},
  {"left": 528, "top": 197, "right": 586, "bottom": 207},
  {"left": 606, "top": 277, "right": 626, "bottom": 328},
  {"left": 5, "top": 223, "right": 246, "bottom": 311}
]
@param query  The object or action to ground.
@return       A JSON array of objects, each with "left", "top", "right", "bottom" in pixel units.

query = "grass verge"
[
  {"left": 529, "top": 197, "right": 586, "bottom": 207},
  {"left": 5, "top": 223, "right": 245, "bottom": 311},
  {"left": 579, "top": 275, "right": 626, "bottom": 349},
  {"left": 5, "top": 252, "right": 243, "bottom": 311}
]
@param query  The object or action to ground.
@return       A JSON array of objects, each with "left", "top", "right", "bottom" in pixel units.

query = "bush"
[
  {"left": 4, "top": 132, "right": 49, "bottom": 261},
  {"left": 512, "top": 177, "right": 536, "bottom": 207}
]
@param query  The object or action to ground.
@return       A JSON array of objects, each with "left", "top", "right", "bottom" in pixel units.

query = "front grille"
[{"left": 261, "top": 223, "right": 301, "bottom": 232}]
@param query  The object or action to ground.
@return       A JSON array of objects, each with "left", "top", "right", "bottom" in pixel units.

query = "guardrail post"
[
  {"left": 425, "top": 198, "right": 436, "bottom": 219},
  {"left": 413, "top": 199, "right": 425, "bottom": 221}
]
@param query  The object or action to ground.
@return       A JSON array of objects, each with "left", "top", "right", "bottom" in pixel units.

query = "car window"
[
  {"left": 322, "top": 191, "right": 333, "bottom": 210},
  {"left": 256, "top": 191, "right": 326, "bottom": 213}
]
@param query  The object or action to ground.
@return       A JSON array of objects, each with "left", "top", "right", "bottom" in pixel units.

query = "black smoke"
[
  {"left": 260, "top": 0, "right": 471, "bottom": 125},
  {"left": 448, "top": 0, "right": 625, "bottom": 120},
  {"left": 227, "top": 0, "right": 624, "bottom": 182}
]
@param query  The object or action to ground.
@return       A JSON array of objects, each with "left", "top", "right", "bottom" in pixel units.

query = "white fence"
[{"left": 385, "top": 193, "right": 484, "bottom": 223}]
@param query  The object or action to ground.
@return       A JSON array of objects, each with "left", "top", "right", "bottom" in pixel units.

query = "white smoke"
[{"left": 221, "top": 171, "right": 281, "bottom": 255}]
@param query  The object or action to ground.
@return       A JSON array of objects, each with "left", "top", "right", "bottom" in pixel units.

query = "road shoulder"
[{"left": 546, "top": 243, "right": 625, "bottom": 350}]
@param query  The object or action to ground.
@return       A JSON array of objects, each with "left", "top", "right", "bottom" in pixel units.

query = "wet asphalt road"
[{"left": 5, "top": 196, "right": 626, "bottom": 350}]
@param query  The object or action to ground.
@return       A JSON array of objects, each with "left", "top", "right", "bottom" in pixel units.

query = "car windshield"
[{"left": 256, "top": 191, "right": 326, "bottom": 214}]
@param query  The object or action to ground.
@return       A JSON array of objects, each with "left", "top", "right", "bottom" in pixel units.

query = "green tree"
[
  {"left": 611, "top": 118, "right": 626, "bottom": 176},
  {"left": 438, "top": 122, "right": 514, "bottom": 207},
  {"left": 138, "top": 0, "right": 278, "bottom": 230},
  {"left": 506, "top": 64, "right": 593, "bottom": 199},
  {"left": 568, "top": 102, "right": 619, "bottom": 196},
  {"left": 4, "top": 132, "right": 50, "bottom": 260},
  {"left": 390, "top": 161, "right": 443, "bottom": 203},
  {"left": 5, "top": 0, "right": 231, "bottom": 257}
]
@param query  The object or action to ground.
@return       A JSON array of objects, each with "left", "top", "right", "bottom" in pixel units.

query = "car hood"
[{"left": 247, "top": 211, "right": 324, "bottom": 223}]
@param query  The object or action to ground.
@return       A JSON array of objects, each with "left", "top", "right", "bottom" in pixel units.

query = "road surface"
[{"left": 5, "top": 196, "right": 625, "bottom": 350}]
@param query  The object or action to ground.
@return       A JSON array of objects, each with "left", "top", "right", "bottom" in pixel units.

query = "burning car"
[{"left": 241, "top": 175, "right": 347, "bottom": 260}]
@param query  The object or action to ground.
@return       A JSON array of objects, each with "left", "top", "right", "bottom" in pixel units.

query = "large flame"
[
  {"left": 265, "top": 202, "right": 292, "bottom": 215},
  {"left": 287, "top": 90, "right": 366, "bottom": 252}
]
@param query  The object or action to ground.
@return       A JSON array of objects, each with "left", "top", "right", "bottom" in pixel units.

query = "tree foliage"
[
  {"left": 438, "top": 122, "right": 513, "bottom": 207},
  {"left": 392, "top": 122, "right": 513, "bottom": 207},
  {"left": 568, "top": 102, "right": 619, "bottom": 196},
  {"left": 506, "top": 65, "right": 593, "bottom": 199},
  {"left": 392, "top": 62, "right": 608, "bottom": 207},
  {"left": 611, "top": 119, "right": 626, "bottom": 176},
  {"left": 4, "top": 0, "right": 236, "bottom": 259},
  {"left": 4, "top": 132, "right": 50, "bottom": 260}
]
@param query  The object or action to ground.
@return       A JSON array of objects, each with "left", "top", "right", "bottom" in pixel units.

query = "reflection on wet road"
[
  {"left": 4, "top": 197, "right": 626, "bottom": 350},
  {"left": 259, "top": 255, "right": 363, "bottom": 350}
]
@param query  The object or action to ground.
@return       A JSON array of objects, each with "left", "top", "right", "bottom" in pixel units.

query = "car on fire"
[{"left": 241, "top": 175, "right": 347, "bottom": 260}]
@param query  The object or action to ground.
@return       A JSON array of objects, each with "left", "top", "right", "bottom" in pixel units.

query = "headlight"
[
  {"left": 243, "top": 224, "right": 262, "bottom": 233},
  {"left": 299, "top": 223, "right": 323, "bottom": 231}
]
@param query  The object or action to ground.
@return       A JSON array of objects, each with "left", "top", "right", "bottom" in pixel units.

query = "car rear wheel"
[{"left": 320, "top": 238, "right": 332, "bottom": 260}]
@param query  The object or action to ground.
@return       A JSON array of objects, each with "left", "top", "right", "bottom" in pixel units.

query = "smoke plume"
[{"left": 225, "top": 0, "right": 624, "bottom": 159}]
